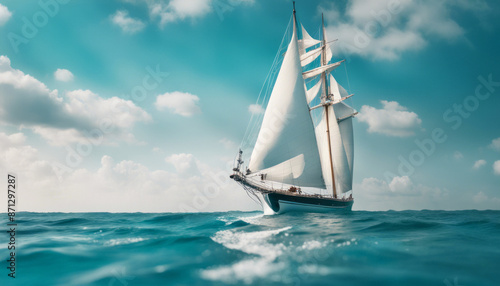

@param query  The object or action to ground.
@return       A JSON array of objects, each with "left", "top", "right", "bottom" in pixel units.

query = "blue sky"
[{"left": 0, "top": 0, "right": 499, "bottom": 212}]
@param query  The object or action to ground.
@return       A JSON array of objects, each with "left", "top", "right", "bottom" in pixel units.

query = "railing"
[{"left": 231, "top": 172, "right": 353, "bottom": 201}]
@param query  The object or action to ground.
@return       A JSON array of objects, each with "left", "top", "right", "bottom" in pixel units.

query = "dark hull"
[
  {"left": 230, "top": 173, "right": 353, "bottom": 213},
  {"left": 264, "top": 192, "right": 353, "bottom": 213}
]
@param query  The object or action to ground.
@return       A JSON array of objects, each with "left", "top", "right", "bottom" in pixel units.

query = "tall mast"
[
  {"left": 320, "top": 13, "right": 337, "bottom": 198},
  {"left": 292, "top": 2, "right": 297, "bottom": 29}
]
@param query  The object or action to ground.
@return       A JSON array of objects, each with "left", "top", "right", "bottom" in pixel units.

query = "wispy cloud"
[
  {"left": 357, "top": 100, "right": 422, "bottom": 137},
  {"left": 473, "top": 159, "right": 486, "bottom": 169},
  {"left": 141, "top": 0, "right": 256, "bottom": 26},
  {"left": 155, "top": 91, "right": 201, "bottom": 117},
  {"left": 489, "top": 137, "right": 500, "bottom": 151},
  {"left": 219, "top": 138, "right": 236, "bottom": 150},
  {"left": 111, "top": 10, "right": 146, "bottom": 34},
  {"left": 494, "top": 160, "right": 500, "bottom": 176},
  {"left": 453, "top": 151, "right": 463, "bottom": 160},
  {"left": 0, "top": 4, "right": 12, "bottom": 26},
  {"left": 248, "top": 104, "right": 264, "bottom": 115},
  {"left": 149, "top": 0, "right": 212, "bottom": 26},
  {"left": 356, "top": 175, "right": 447, "bottom": 198},
  {"left": 54, "top": 68, "right": 74, "bottom": 82}
]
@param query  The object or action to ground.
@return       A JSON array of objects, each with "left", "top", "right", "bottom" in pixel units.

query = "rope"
[{"left": 240, "top": 15, "right": 293, "bottom": 151}]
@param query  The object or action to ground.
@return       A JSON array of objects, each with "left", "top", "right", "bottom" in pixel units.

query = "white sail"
[
  {"left": 329, "top": 74, "right": 349, "bottom": 101},
  {"left": 300, "top": 46, "right": 321, "bottom": 66},
  {"left": 298, "top": 25, "right": 320, "bottom": 55},
  {"left": 329, "top": 75, "right": 354, "bottom": 176},
  {"left": 248, "top": 20, "right": 325, "bottom": 189},
  {"left": 305, "top": 80, "right": 322, "bottom": 104},
  {"left": 314, "top": 102, "right": 353, "bottom": 195},
  {"left": 334, "top": 102, "right": 355, "bottom": 182},
  {"left": 302, "top": 60, "right": 343, "bottom": 79}
]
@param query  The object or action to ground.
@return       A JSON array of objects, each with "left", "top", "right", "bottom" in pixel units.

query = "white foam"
[
  {"left": 105, "top": 237, "right": 146, "bottom": 246},
  {"left": 154, "top": 264, "right": 170, "bottom": 273},
  {"left": 212, "top": 226, "right": 291, "bottom": 259},
  {"left": 298, "top": 264, "right": 333, "bottom": 276},
  {"left": 240, "top": 213, "right": 265, "bottom": 225},
  {"left": 202, "top": 226, "right": 292, "bottom": 283},
  {"left": 300, "top": 240, "right": 325, "bottom": 250},
  {"left": 217, "top": 213, "right": 264, "bottom": 226},
  {"left": 201, "top": 257, "right": 284, "bottom": 284}
]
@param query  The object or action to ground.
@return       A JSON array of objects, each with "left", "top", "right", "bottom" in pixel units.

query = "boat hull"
[{"left": 263, "top": 192, "right": 353, "bottom": 214}]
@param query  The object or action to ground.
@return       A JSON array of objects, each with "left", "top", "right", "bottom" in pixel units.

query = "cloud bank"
[
  {"left": 322, "top": 0, "right": 489, "bottom": 60},
  {"left": 357, "top": 100, "right": 422, "bottom": 137}
]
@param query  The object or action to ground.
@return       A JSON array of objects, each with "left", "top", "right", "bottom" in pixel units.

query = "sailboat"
[{"left": 230, "top": 3, "right": 357, "bottom": 214}]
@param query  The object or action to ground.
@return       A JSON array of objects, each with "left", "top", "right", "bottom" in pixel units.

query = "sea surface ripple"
[{"left": 1, "top": 210, "right": 499, "bottom": 285}]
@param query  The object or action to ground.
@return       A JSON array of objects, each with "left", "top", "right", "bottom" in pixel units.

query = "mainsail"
[
  {"left": 246, "top": 9, "right": 356, "bottom": 197},
  {"left": 248, "top": 15, "right": 325, "bottom": 189}
]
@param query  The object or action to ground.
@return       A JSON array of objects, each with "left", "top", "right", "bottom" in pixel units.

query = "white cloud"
[
  {"left": 494, "top": 160, "right": 500, "bottom": 176},
  {"left": 353, "top": 175, "right": 450, "bottom": 210},
  {"left": 453, "top": 151, "right": 463, "bottom": 160},
  {"left": 473, "top": 191, "right": 488, "bottom": 203},
  {"left": 473, "top": 159, "right": 486, "bottom": 169},
  {"left": 54, "top": 68, "right": 74, "bottom": 82},
  {"left": 356, "top": 175, "right": 448, "bottom": 199},
  {"left": 111, "top": 10, "right": 146, "bottom": 33},
  {"left": 0, "top": 132, "right": 26, "bottom": 149},
  {"left": 0, "top": 56, "right": 51, "bottom": 94},
  {"left": 219, "top": 138, "right": 236, "bottom": 150},
  {"left": 0, "top": 139, "right": 255, "bottom": 212},
  {"left": 388, "top": 175, "right": 413, "bottom": 194},
  {"left": 165, "top": 153, "right": 199, "bottom": 175},
  {"left": 31, "top": 127, "right": 87, "bottom": 146},
  {"left": 358, "top": 175, "right": 424, "bottom": 196},
  {"left": 322, "top": 0, "right": 488, "bottom": 60},
  {"left": 0, "top": 55, "right": 82, "bottom": 129},
  {"left": 0, "top": 55, "right": 151, "bottom": 146},
  {"left": 155, "top": 91, "right": 201, "bottom": 117},
  {"left": 149, "top": 0, "right": 212, "bottom": 26},
  {"left": 489, "top": 137, "right": 500, "bottom": 151},
  {"left": 0, "top": 4, "right": 12, "bottom": 26},
  {"left": 65, "top": 89, "right": 151, "bottom": 130},
  {"left": 357, "top": 100, "right": 422, "bottom": 137},
  {"left": 146, "top": 0, "right": 254, "bottom": 26},
  {"left": 472, "top": 191, "right": 500, "bottom": 208},
  {"left": 248, "top": 104, "right": 264, "bottom": 115}
]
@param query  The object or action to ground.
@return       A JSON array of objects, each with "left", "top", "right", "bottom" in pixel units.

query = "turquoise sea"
[{"left": 1, "top": 210, "right": 499, "bottom": 285}]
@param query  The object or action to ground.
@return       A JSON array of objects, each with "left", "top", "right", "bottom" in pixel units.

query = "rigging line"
[
  {"left": 240, "top": 16, "right": 293, "bottom": 149},
  {"left": 244, "top": 188, "right": 262, "bottom": 206},
  {"left": 344, "top": 62, "right": 352, "bottom": 96}
]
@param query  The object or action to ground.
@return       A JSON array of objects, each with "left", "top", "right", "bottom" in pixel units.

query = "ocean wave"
[{"left": 5, "top": 211, "right": 500, "bottom": 286}]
